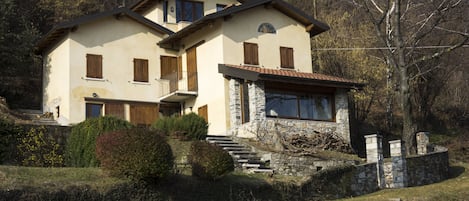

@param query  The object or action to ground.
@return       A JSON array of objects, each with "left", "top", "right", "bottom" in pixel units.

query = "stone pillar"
[
  {"left": 365, "top": 134, "right": 385, "bottom": 189},
  {"left": 389, "top": 140, "right": 408, "bottom": 188},
  {"left": 228, "top": 79, "right": 241, "bottom": 128},
  {"left": 416, "top": 132, "right": 430, "bottom": 155}
]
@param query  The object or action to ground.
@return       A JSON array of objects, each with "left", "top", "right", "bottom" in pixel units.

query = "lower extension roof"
[{"left": 218, "top": 64, "right": 364, "bottom": 89}]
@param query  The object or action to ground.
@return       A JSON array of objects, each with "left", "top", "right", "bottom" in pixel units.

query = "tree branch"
[{"left": 406, "top": 36, "right": 469, "bottom": 68}]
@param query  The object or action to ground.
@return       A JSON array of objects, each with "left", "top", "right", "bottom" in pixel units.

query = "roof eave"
[
  {"left": 218, "top": 64, "right": 364, "bottom": 90},
  {"left": 35, "top": 8, "right": 173, "bottom": 55}
]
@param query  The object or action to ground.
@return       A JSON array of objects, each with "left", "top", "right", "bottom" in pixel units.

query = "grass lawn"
[
  {"left": 339, "top": 162, "right": 469, "bottom": 201},
  {"left": 0, "top": 166, "right": 127, "bottom": 192}
]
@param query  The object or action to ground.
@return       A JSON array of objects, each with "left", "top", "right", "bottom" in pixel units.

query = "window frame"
[
  {"left": 243, "top": 42, "right": 259, "bottom": 65},
  {"left": 176, "top": 0, "right": 204, "bottom": 22},
  {"left": 133, "top": 58, "right": 149, "bottom": 82},
  {"left": 86, "top": 54, "right": 103, "bottom": 79},
  {"left": 86, "top": 103, "right": 103, "bottom": 119},
  {"left": 265, "top": 89, "right": 335, "bottom": 122},
  {"left": 280, "top": 47, "right": 294, "bottom": 69}
]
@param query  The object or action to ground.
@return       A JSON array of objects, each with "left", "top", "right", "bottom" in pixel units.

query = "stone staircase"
[{"left": 206, "top": 135, "right": 273, "bottom": 174}]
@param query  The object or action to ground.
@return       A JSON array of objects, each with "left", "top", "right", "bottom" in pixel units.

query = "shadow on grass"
[
  {"left": 448, "top": 165, "right": 465, "bottom": 179},
  {"left": 149, "top": 174, "right": 284, "bottom": 201}
]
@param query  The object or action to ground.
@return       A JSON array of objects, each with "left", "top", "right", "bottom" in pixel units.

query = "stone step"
[
  {"left": 217, "top": 143, "right": 245, "bottom": 147},
  {"left": 206, "top": 137, "right": 233, "bottom": 141},
  {"left": 223, "top": 147, "right": 250, "bottom": 151},
  {"left": 228, "top": 150, "right": 254, "bottom": 155},
  {"left": 251, "top": 168, "right": 274, "bottom": 174},
  {"left": 208, "top": 140, "right": 237, "bottom": 144},
  {"left": 242, "top": 163, "right": 261, "bottom": 168}
]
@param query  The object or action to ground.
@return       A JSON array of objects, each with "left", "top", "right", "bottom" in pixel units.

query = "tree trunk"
[{"left": 394, "top": 0, "right": 417, "bottom": 155}]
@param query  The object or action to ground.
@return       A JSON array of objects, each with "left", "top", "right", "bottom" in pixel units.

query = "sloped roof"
[
  {"left": 130, "top": 0, "right": 247, "bottom": 14},
  {"left": 218, "top": 64, "right": 364, "bottom": 89},
  {"left": 158, "top": 0, "right": 330, "bottom": 49},
  {"left": 35, "top": 7, "right": 174, "bottom": 54}
]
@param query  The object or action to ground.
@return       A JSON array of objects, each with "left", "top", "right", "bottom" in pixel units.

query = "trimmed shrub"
[
  {"left": 16, "top": 126, "right": 64, "bottom": 167},
  {"left": 151, "top": 113, "right": 208, "bottom": 141},
  {"left": 0, "top": 118, "right": 19, "bottom": 164},
  {"left": 65, "top": 116, "right": 133, "bottom": 167},
  {"left": 189, "top": 141, "right": 234, "bottom": 180},
  {"left": 96, "top": 128, "right": 174, "bottom": 180}
]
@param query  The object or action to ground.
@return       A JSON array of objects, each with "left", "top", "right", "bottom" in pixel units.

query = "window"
[
  {"left": 244, "top": 42, "right": 259, "bottom": 65},
  {"left": 216, "top": 4, "right": 226, "bottom": 12},
  {"left": 176, "top": 0, "right": 204, "bottom": 22},
  {"left": 280, "top": 47, "right": 294, "bottom": 68},
  {"left": 258, "top": 23, "right": 276, "bottom": 33},
  {"left": 163, "top": 0, "right": 168, "bottom": 22},
  {"left": 134, "top": 58, "right": 149, "bottom": 82},
  {"left": 86, "top": 103, "right": 103, "bottom": 118},
  {"left": 86, "top": 54, "right": 102, "bottom": 78},
  {"left": 265, "top": 91, "right": 333, "bottom": 121}
]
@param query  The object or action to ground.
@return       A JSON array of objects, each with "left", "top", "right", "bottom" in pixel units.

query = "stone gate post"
[
  {"left": 365, "top": 134, "right": 385, "bottom": 189},
  {"left": 389, "top": 140, "right": 408, "bottom": 188}
]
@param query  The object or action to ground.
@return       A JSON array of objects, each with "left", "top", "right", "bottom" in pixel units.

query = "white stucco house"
[{"left": 36, "top": 0, "right": 363, "bottom": 143}]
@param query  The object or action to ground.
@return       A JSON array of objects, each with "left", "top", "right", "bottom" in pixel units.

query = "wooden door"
[
  {"left": 186, "top": 47, "right": 198, "bottom": 91},
  {"left": 130, "top": 103, "right": 159, "bottom": 126}
]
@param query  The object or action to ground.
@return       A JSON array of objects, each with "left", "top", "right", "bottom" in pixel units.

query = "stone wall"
[
  {"left": 3, "top": 124, "right": 71, "bottom": 165},
  {"left": 269, "top": 153, "right": 357, "bottom": 177},
  {"left": 406, "top": 150, "right": 449, "bottom": 187}
]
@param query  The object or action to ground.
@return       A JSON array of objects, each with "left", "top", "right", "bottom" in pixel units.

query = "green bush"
[
  {"left": 0, "top": 118, "right": 19, "bottom": 164},
  {"left": 152, "top": 113, "right": 208, "bottom": 141},
  {"left": 65, "top": 116, "right": 133, "bottom": 167},
  {"left": 189, "top": 141, "right": 234, "bottom": 180},
  {"left": 16, "top": 126, "right": 64, "bottom": 167},
  {"left": 96, "top": 128, "right": 174, "bottom": 180}
]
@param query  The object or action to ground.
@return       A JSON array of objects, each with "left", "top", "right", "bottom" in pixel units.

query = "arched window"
[{"left": 258, "top": 23, "right": 276, "bottom": 33}]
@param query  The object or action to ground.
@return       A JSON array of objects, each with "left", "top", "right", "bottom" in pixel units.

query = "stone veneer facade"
[{"left": 228, "top": 79, "right": 351, "bottom": 150}]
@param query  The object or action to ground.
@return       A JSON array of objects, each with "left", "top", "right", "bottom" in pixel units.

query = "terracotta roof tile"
[{"left": 223, "top": 64, "right": 362, "bottom": 86}]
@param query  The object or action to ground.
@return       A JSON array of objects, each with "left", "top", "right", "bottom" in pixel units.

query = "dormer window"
[{"left": 176, "top": 0, "right": 204, "bottom": 22}]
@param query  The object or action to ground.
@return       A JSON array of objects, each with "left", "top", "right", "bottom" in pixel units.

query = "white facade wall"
[
  {"left": 43, "top": 38, "right": 72, "bottom": 125},
  {"left": 222, "top": 7, "right": 313, "bottom": 72},
  {"left": 44, "top": 16, "right": 173, "bottom": 125}
]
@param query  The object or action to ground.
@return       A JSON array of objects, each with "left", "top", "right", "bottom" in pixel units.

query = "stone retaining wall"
[
  {"left": 406, "top": 150, "right": 449, "bottom": 187},
  {"left": 269, "top": 153, "right": 357, "bottom": 177}
]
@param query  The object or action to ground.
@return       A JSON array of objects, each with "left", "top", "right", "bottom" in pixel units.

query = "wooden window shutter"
[
  {"left": 187, "top": 47, "right": 198, "bottom": 91},
  {"left": 280, "top": 47, "right": 294, "bottom": 68},
  {"left": 244, "top": 42, "right": 258, "bottom": 65},
  {"left": 177, "top": 56, "right": 183, "bottom": 80},
  {"left": 134, "top": 58, "right": 149, "bottom": 82},
  {"left": 86, "top": 54, "right": 102, "bottom": 78},
  {"left": 198, "top": 105, "right": 208, "bottom": 123},
  {"left": 105, "top": 102, "right": 125, "bottom": 119}
]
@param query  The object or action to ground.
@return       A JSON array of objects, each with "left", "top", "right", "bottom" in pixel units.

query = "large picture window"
[
  {"left": 265, "top": 91, "right": 333, "bottom": 121},
  {"left": 176, "top": 0, "right": 204, "bottom": 22}
]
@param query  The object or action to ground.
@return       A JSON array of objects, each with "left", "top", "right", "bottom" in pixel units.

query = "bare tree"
[{"left": 353, "top": 0, "right": 469, "bottom": 154}]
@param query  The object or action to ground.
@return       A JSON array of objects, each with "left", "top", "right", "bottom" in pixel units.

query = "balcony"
[{"left": 158, "top": 71, "right": 198, "bottom": 103}]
